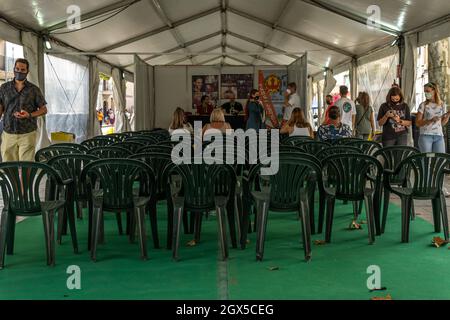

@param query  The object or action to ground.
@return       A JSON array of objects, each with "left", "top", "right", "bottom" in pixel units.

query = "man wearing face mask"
[
  {"left": 282, "top": 83, "right": 301, "bottom": 126},
  {"left": 0, "top": 58, "right": 48, "bottom": 161}
]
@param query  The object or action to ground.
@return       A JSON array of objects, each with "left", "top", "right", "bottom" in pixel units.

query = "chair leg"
[
  {"left": 440, "top": 193, "right": 449, "bottom": 242},
  {"left": 172, "top": 205, "right": 183, "bottom": 261},
  {"left": 325, "top": 196, "right": 336, "bottom": 243},
  {"left": 307, "top": 184, "right": 316, "bottom": 235},
  {"left": 116, "top": 212, "right": 123, "bottom": 235},
  {"left": 57, "top": 207, "right": 65, "bottom": 245},
  {"left": 226, "top": 199, "right": 237, "bottom": 249},
  {"left": 149, "top": 200, "right": 160, "bottom": 249},
  {"left": 318, "top": 192, "right": 326, "bottom": 234},
  {"left": 352, "top": 201, "right": 359, "bottom": 221},
  {"left": 364, "top": 193, "right": 375, "bottom": 244},
  {"left": 66, "top": 200, "right": 79, "bottom": 254},
  {"left": 381, "top": 189, "right": 390, "bottom": 234},
  {"left": 189, "top": 211, "right": 195, "bottom": 234},
  {"left": 431, "top": 198, "right": 442, "bottom": 233},
  {"left": 182, "top": 209, "right": 189, "bottom": 234},
  {"left": 76, "top": 200, "right": 83, "bottom": 220},
  {"left": 0, "top": 210, "right": 9, "bottom": 269},
  {"left": 400, "top": 197, "right": 411, "bottom": 243},
  {"left": 98, "top": 210, "right": 105, "bottom": 244},
  {"left": 42, "top": 210, "right": 56, "bottom": 266},
  {"left": 90, "top": 204, "right": 102, "bottom": 262},
  {"left": 6, "top": 213, "right": 16, "bottom": 255},
  {"left": 373, "top": 183, "right": 383, "bottom": 236},
  {"left": 299, "top": 194, "right": 312, "bottom": 261},
  {"left": 166, "top": 201, "right": 174, "bottom": 250},
  {"left": 135, "top": 206, "right": 148, "bottom": 260},
  {"left": 87, "top": 199, "right": 93, "bottom": 251},
  {"left": 194, "top": 213, "right": 203, "bottom": 244},
  {"left": 216, "top": 205, "right": 229, "bottom": 261},
  {"left": 234, "top": 193, "right": 243, "bottom": 248},
  {"left": 256, "top": 200, "right": 269, "bottom": 261}
]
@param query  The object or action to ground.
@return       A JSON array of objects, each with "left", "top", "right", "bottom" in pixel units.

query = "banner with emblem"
[{"left": 258, "top": 70, "right": 288, "bottom": 128}]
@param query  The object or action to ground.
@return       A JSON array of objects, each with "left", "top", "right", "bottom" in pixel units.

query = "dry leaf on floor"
[
  {"left": 432, "top": 237, "right": 448, "bottom": 248},
  {"left": 314, "top": 240, "right": 326, "bottom": 246},
  {"left": 268, "top": 266, "right": 279, "bottom": 271},
  {"left": 348, "top": 220, "right": 363, "bottom": 230},
  {"left": 186, "top": 240, "right": 197, "bottom": 247},
  {"left": 371, "top": 294, "right": 392, "bottom": 301}
]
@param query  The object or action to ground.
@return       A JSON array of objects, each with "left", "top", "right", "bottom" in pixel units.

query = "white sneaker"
[{"left": 443, "top": 187, "right": 450, "bottom": 197}]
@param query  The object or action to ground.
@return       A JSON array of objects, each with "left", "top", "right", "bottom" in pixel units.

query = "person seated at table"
[
  {"left": 317, "top": 106, "right": 352, "bottom": 142},
  {"left": 202, "top": 108, "right": 232, "bottom": 135},
  {"left": 169, "top": 107, "right": 193, "bottom": 135},
  {"left": 196, "top": 95, "right": 214, "bottom": 115},
  {"left": 280, "top": 108, "right": 314, "bottom": 138},
  {"left": 221, "top": 93, "right": 243, "bottom": 115}
]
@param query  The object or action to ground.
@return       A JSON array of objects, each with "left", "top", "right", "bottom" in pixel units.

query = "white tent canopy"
[{"left": 0, "top": 0, "right": 448, "bottom": 76}]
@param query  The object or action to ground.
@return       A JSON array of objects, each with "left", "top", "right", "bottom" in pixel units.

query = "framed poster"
[
  {"left": 192, "top": 75, "right": 219, "bottom": 109},
  {"left": 220, "top": 74, "right": 254, "bottom": 99}
]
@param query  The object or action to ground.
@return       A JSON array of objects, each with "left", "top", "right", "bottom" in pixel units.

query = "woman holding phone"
[
  {"left": 377, "top": 87, "right": 412, "bottom": 147},
  {"left": 416, "top": 82, "right": 449, "bottom": 153}
]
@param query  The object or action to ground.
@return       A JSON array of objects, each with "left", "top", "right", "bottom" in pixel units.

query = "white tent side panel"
[
  {"left": 0, "top": 20, "right": 21, "bottom": 44},
  {"left": 418, "top": 20, "right": 450, "bottom": 47}
]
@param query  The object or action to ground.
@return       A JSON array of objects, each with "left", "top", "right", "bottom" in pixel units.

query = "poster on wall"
[
  {"left": 220, "top": 74, "right": 253, "bottom": 99},
  {"left": 258, "top": 70, "right": 287, "bottom": 128},
  {"left": 192, "top": 75, "right": 219, "bottom": 110}
]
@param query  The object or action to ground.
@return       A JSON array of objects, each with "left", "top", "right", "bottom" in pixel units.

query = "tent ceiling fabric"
[{"left": 0, "top": 0, "right": 449, "bottom": 72}]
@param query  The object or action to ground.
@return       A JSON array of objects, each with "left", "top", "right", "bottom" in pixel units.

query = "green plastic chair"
[
  {"left": 0, "top": 162, "right": 76, "bottom": 268},
  {"left": 291, "top": 141, "right": 331, "bottom": 155},
  {"left": 111, "top": 141, "right": 145, "bottom": 154},
  {"left": 130, "top": 152, "right": 177, "bottom": 249},
  {"left": 282, "top": 136, "right": 314, "bottom": 145},
  {"left": 81, "top": 137, "right": 115, "bottom": 149},
  {"left": 50, "top": 143, "right": 88, "bottom": 153},
  {"left": 48, "top": 154, "right": 99, "bottom": 225},
  {"left": 125, "top": 136, "right": 159, "bottom": 145},
  {"left": 137, "top": 145, "right": 173, "bottom": 154},
  {"left": 244, "top": 152, "right": 321, "bottom": 261},
  {"left": 373, "top": 146, "right": 420, "bottom": 234},
  {"left": 81, "top": 159, "right": 156, "bottom": 261},
  {"left": 35, "top": 146, "right": 83, "bottom": 163},
  {"left": 346, "top": 140, "right": 382, "bottom": 156},
  {"left": 321, "top": 154, "right": 383, "bottom": 244},
  {"left": 316, "top": 146, "right": 363, "bottom": 163},
  {"left": 87, "top": 146, "right": 133, "bottom": 159},
  {"left": 164, "top": 158, "right": 237, "bottom": 261},
  {"left": 332, "top": 137, "right": 364, "bottom": 146},
  {"left": 385, "top": 153, "right": 450, "bottom": 242}
]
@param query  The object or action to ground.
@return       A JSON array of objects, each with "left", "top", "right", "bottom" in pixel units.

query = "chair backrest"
[
  {"left": 141, "top": 132, "right": 170, "bottom": 142},
  {"left": 137, "top": 145, "right": 173, "bottom": 154},
  {"left": 125, "top": 136, "right": 158, "bottom": 145},
  {"left": 282, "top": 135, "right": 314, "bottom": 145},
  {"left": 373, "top": 146, "right": 420, "bottom": 185},
  {"left": 35, "top": 146, "right": 83, "bottom": 163},
  {"left": 110, "top": 141, "right": 145, "bottom": 154},
  {"left": 109, "top": 133, "right": 128, "bottom": 142},
  {"left": 129, "top": 152, "right": 174, "bottom": 198},
  {"left": 81, "top": 159, "right": 155, "bottom": 210},
  {"left": 394, "top": 153, "right": 450, "bottom": 197},
  {"left": 0, "top": 162, "right": 64, "bottom": 215},
  {"left": 332, "top": 137, "right": 364, "bottom": 146},
  {"left": 48, "top": 154, "right": 99, "bottom": 198},
  {"left": 81, "top": 137, "right": 114, "bottom": 149},
  {"left": 165, "top": 158, "right": 236, "bottom": 211},
  {"left": 50, "top": 143, "right": 88, "bottom": 153},
  {"left": 346, "top": 140, "right": 382, "bottom": 156},
  {"left": 292, "top": 141, "right": 331, "bottom": 155},
  {"left": 316, "top": 146, "right": 362, "bottom": 162},
  {"left": 321, "top": 154, "right": 382, "bottom": 200},
  {"left": 87, "top": 146, "right": 133, "bottom": 159}
]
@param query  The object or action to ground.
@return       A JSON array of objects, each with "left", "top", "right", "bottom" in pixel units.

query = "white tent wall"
[
  {"left": 287, "top": 54, "right": 309, "bottom": 123},
  {"left": 88, "top": 58, "right": 102, "bottom": 138},
  {"left": 134, "top": 55, "right": 155, "bottom": 130},
  {"left": 0, "top": 20, "right": 20, "bottom": 44},
  {"left": 21, "top": 31, "right": 51, "bottom": 150},
  {"left": 417, "top": 20, "right": 450, "bottom": 48},
  {"left": 154, "top": 66, "right": 188, "bottom": 129}
]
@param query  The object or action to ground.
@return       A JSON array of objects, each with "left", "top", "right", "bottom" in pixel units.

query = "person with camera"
[{"left": 377, "top": 87, "right": 412, "bottom": 147}]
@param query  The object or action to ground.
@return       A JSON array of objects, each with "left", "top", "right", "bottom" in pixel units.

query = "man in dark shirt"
[
  {"left": 221, "top": 93, "right": 243, "bottom": 115},
  {"left": 0, "top": 58, "right": 48, "bottom": 161}
]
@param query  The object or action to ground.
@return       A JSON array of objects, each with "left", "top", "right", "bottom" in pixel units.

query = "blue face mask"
[{"left": 14, "top": 71, "right": 27, "bottom": 81}]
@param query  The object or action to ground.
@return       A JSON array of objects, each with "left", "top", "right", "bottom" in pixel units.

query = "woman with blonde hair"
[
  {"left": 416, "top": 82, "right": 449, "bottom": 153},
  {"left": 169, "top": 107, "right": 193, "bottom": 135},
  {"left": 202, "top": 108, "right": 232, "bottom": 135},
  {"left": 280, "top": 107, "right": 314, "bottom": 138}
]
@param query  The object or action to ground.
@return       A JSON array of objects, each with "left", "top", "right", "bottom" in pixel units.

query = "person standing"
[
  {"left": 334, "top": 86, "right": 356, "bottom": 133},
  {"left": 246, "top": 89, "right": 265, "bottom": 132},
  {"left": 0, "top": 58, "right": 47, "bottom": 161},
  {"left": 282, "top": 83, "right": 301, "bottom": 126},
  {"left": 355, "top": 92, "right": 376, "bottom": 140},
  {"left": 416, "top": 82, "right": 449, "bottom": 153},
  {"left": 377, "top": 87, "right": 412, "bottom": 147},
  {"left": 322, "top": 94, "right": 334, "bottom": 125}
]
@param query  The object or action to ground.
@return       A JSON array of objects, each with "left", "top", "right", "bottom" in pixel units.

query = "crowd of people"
[
  {"left": 97, "top": 101, "right": 116, "bottom": 127},
  {"left": 170, "top": 81, "right": 449, "bottom": 156}
]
